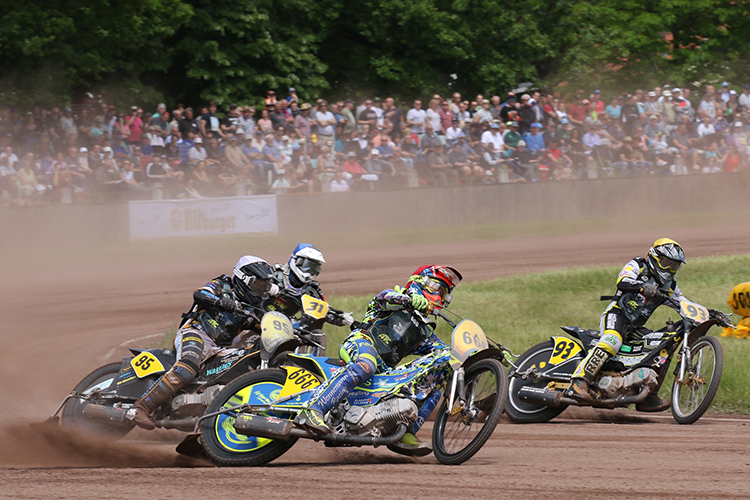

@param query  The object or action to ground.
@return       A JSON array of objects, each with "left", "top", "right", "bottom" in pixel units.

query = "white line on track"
[{"left": 104, "top": 332, "right": 167, "bottom": 359}]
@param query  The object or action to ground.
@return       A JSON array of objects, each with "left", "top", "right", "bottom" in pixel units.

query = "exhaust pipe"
[
  {"left": 518, "top": 386, "right": 563, "bottom": 407},
  {"left": 153, "top": 417, "right": 199, "bottom": 432},
  {"left": 233, "top": 414, "right": 407, "bottom": 446},
  {"left": 83, "top": 404, "right": 131, "bottom": 424}
]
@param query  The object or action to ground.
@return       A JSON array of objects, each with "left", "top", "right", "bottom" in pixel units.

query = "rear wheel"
[
  {"left": 671, "top": 335, "right": 723, "bottom": 425},
  {"left": 200, "top": 369, "right": 297, "bottom": 466},
  {"left": 432, "top": 358, "right": 507, "bottom": 465},
  {"left": 506, "top": 340, "right": 568, "bottom": 424},
  {"left": 60, "top": 362, "right": 134, "bottom": 440}
]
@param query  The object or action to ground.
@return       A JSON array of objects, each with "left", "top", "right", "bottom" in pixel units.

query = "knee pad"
[
  {"left": 597, "top": 330, "right": 623, "bottom": 356},
  {"left": 350, "top": 358, "right": 376, "bottom": 382}
]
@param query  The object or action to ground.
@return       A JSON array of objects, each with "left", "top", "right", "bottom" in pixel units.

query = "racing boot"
[
  {"left": 565, "top": 345, "right": 613, "bottom": 402},
  {"left": 387, "top": 432, "right": 433, "bottom": 457},
  {"left": 293, "top": 408, "right": 330, "bottom": 436},
  {"left": 132, "top": 361, "right": 197, "bottom": 430},
  {"left": 635, "top": 393, "right": 671, "bottom": 412}
]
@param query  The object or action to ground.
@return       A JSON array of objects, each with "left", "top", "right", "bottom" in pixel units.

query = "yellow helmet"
[{"left": 647, "top": 238, "right": 686, "bottom": 283}]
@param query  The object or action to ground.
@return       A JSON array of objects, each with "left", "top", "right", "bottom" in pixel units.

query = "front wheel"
[
  {"left": 671, "top": 335, "right": 723, "bottom": 425},
  {"left": 200, "top": 369, "right": 297, "bottom": 466},
  {"left": 60, "top": 362, "right": 134, "bottom": 440},
  {"left": 432, "top": 358, "right": 507, "bottom": 465},
  {"left": 505, "top": 340, "right": 568, "bottom": 423}
]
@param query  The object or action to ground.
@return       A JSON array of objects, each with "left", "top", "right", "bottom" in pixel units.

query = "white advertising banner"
[{"left": 129, "top": 196, "right": 278, "bottom": 240}]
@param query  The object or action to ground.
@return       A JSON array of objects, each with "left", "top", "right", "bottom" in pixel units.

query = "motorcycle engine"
[
  {"left": 171, "top": 385, "right": 223, "bottom": 417},
  {"left": 339, "top": 398, "right": 418, "bottom": 437},
  {"left": 597, "top": 368, "right": 658, "bottom": 398}
]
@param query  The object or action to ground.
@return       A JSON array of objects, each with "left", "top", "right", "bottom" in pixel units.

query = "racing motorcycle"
[
  {"left": 507, "top": 297, "right": 731, "bottom": 425},
  {"left": 184, "top": 306, "right": 511, "bottom": 466},
  {"left": 47, "top": 295, "right": 334, "bottom": 439}
]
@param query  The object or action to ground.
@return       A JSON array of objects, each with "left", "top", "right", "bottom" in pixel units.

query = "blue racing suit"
[{"left": 307, "top": 285, "right": 446, "bottom": 434}]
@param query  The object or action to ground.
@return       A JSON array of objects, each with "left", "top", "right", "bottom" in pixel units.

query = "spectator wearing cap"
[
  {"left": 445, "top": 117, "right": 462, "bottom": 147},
  {"left": 566, "top": 95, "right": 587, "bottom": 129},
  {"left": 265, "top": 90, "right": 278, "bottom": 108},
  {"left": 726, "top": 90, "right": 740, "bottom": 116},
  {"left": 448, "top": 142, "right": 481, "bottom": 181},
  {"left": 720, "top": 82, "right": 731, "bottom": 103},
  {"left": 591, "top": 90, "right": 605, "bottom": 114},
  {"left": 644, "top": 114, "right": 666, "bottom": 139},
  {"left": 481, "top": 121, "right": 504, "bottom": 153},
  {"left": 287, "top": 88, "right": 299, "bottom": 105},
  {"left": 509, "top": 140, "right": 538, "bottom": 181},
  {"left": 517, "top": 94, "right": 536, "bottom": 134},
  {"left": 502, "top": 121, "right": 522, "bottom": 152},
  {"left": 342, "top": 151, "right": 377, "bottom": 189},
  {"left": 294, "top": 103, "right": 312, "bottom": 142},
  {"left": 455, "top": 131, "right": 478, "bottom": 160},
  {"left": 643, "top": 92, "right": 659, "bottom": 117},
  {"left": 523, "top": 123, "right": 545, "bottom": 156},
  {"left": 188, "top": 137, "right": 207, "bottom": 163}
]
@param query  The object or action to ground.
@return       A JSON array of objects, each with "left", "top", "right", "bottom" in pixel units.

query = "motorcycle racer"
[
  {"left": 293, "top": 265, "right": 462, "bottom": 456},
  {"left": 265, "top": 243, "right": 353, "bottom": 327},
  {"left": 565, "top": 238, "right": 690, "bottom": 411},
  {"left": 133, "top": 256, "right": 277, "bottom": 429}
]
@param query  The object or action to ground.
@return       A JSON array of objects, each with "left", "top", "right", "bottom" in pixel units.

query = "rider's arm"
[
  {"left": 193, "top": 276, "right": 236, "bottom": 311},
  {"left": 662, "top": 282, "right": 687, "bottom": 312},
  {"left": 370, "top": 288, "right": 412, "bottom": 311},
  {"left": 412, "top": 332, "right": 448, "bottom": 355},
  {"left": 615, "top": 259, "right": 649, "bottom": 292}
]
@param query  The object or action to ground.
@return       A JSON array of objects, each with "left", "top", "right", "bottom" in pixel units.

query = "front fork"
[
  {"left": 446, "top": 367, "right": 466, "bottom": 414},
  {"left": 676, "top": 319, "right": 701, "bottom": 386}
]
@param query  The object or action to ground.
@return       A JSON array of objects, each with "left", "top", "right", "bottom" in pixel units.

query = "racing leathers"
[
  {"left": 264, "top": 263, "right": 352, "bottom": 327},
  {"left": 294, "top": 285, "right": 446, "bottom": 444},
  {"left": 133, "top": 275, "right": 264, "bottom": 429},
  {"left": 567, "top": 257, "right": 685, "bottom": 408}
]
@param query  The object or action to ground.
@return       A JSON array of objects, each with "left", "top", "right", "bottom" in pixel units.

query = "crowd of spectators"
[{"left": 0, "top": 81, "right": 747, "bottom": 205}]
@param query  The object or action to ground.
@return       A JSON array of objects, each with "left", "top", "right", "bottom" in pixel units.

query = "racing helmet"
[
  {"left": 233, "top": 255, "right": 275, "bottom": 302},
  {"left": 647, "top": 238, "right": 686, "bottom": 284},
  {"left": 407, "top": 265, "right": 463, "bottom": 307},
  {"left": 288, "top": 244, "right": 325, "bottom": 289}
]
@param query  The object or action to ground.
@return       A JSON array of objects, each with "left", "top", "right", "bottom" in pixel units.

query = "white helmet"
[{"left": 287, "top": 244, "right": 325, "bottom": 289}]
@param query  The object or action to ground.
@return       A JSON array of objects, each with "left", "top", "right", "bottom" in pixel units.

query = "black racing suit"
[{"left": 136, "top": 275, "right": 263, "bottom": 414}]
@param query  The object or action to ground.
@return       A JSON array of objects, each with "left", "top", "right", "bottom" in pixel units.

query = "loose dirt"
[{"left": 2, "top": 219, "right": 750, "bottom": 498}]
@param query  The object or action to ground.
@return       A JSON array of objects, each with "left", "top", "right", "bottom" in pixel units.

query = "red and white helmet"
[{"left": 407, "top": 265, "right": 463, "bottom": 307}]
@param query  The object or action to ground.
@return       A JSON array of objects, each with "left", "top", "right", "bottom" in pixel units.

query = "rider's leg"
[
  {"left": 387, "top": 389, "right": 442, "bottom": 456},
  {"left": 133, "top": 329, "right": 205, "bottom": 429},
  {"left": 294, "top": 334, "right": 378, "bottom": 435},
  {"left": 566, "top": 310, "right": 624, "bottom": 401}
]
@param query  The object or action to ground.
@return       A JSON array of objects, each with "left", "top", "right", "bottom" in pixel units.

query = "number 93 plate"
[{"left": 680, "top": 299, "right": 710, "bottom": 324}]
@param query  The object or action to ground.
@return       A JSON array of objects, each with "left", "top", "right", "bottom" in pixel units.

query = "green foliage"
[
  {"left": 322, "top": 254, "right": 750, "bottom": 413},
  {"left": 7, "top": 1, "right": 750, "bottom": 107}
]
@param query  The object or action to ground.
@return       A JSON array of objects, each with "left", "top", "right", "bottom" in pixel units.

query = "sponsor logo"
[
  {"left": 206, "top": 362, "right": 231, "bottom": 375},
  {"left": 170, "top": 208, "right": 237, "bottom": 233}
]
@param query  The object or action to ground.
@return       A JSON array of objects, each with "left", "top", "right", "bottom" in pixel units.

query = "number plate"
[
  {"left": 279, "top": 366, "right": 321, "bottom": 398},
  {"left": 681, "top": 300, "right": 710, "bottom": 324},
  {"left": 302, "top": 295, "right": 329, "bottom": 320},
  {"left": 549, "top": 336, "right": 582, "bottom": 365},
  {"left": 130, "top": 351, "right": 166, "bottom": 378},
  {"left": 450, "top": 319, "right": 489, "bottom": 367}
]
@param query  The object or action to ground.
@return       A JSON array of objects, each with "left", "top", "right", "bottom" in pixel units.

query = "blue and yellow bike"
[{"left": 193, "top": 298, "right": 511, "bottom": 466}]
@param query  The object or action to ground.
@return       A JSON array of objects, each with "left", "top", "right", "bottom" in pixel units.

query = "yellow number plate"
[
  {"left": 450, "top": 319, "right": 489, "bottom": 367},
  {"left": 279, "top": 366, "right": 321, "bottom": 398},
  {"left": 130, "top": 351, "right": 166, "bottom": 378},
  {"left": 302, "top": 295, "right": 329, "bottom": 320},
  {"left": 549, "top": 336, "right": 582, "bottom": 365},
  {"left": 681, "top": 300, "right": 709, "bottom": 324}
]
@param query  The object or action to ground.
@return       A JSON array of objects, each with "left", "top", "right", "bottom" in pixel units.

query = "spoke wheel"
[
  {"left": 432, "top": 358, "right": 507, "bottom": 465},
  {"left": 200, "top": 368, "right": 297, "bottom": 466},
  {"left": 60, "top": 362, "right": 134, "bottom": 440},
  {"left": 671, "top": 335, "right": 723, "bottom": 425},
  {"left": 506, "top": 340, "right": 568, "bottom": 423}
]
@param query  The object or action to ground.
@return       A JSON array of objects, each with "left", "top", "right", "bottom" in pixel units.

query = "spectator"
[
  {"left": 473, "top": 99, "right": 493, "bottom": 126},
  {"left": 509, "top": 140, "right": 538, "bottom": 181},
  {"left": 315, "top": 101, "right": 336, "bottom": 144},
  {"left": 125, "top": 107, "right": 144, "bottom": 145},
  {"left": 605, "top": 96, "right": 622, "bottom": 119},
  {"left": 329, "top": 170, "right": 350, "bottom": 192},
  {"left": 179, "top": 108, "right": 199, "bottom": 139},
  {"left": 425, "top": 98, "right": 442, "bottom": 133},
  {"left": 481, "top": 122, "right": 504, "bottom": 152},
  {"left": 189, "top": 137, "right": 208, "bottom": 163},
  {"left": 265, "top": 90, "right": 278, "bottom": 107},
  {"left": 523, "top": 123, "right": 546, "bottom": 155},
  {"left": 567, "top": 95, "right": 587, "bottom": 129},
  {"left": 357, "top": 99, "right": 378, "bottom": 130},
  {"left": 201, "top": 102, "right": 222, "bottom": 138},
  {"left": 698, "top": 93, "right": 717, "bottom": 120},
  {"left": 406, "top": 99, "right": 426, "bottom": 135}
]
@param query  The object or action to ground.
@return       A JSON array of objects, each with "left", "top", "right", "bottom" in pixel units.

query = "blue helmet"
[{"left": 287, "top": 244, "right": 325, "bottom": 290}]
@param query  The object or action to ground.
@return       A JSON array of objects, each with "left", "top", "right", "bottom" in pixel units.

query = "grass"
[{"left": 320, "top": 254, "right": 750, "bottom": 414}]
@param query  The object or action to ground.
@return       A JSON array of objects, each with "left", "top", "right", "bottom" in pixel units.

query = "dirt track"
[{"left": 2, "top": 219, "right": 750, "bottom": 498}]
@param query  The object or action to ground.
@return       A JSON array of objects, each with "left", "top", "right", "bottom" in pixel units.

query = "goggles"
[
  {"left": 295, "top": 257, "right": 322, "bottom": 277},
  {"left": 655, "top": 255, "right": 682, "bottom": 273},
  {"left": 236, "top": 270, "right": 272, "bottom": 296},
  {"left": 422, "top": 278, "right": 449, "bottom": 300}
]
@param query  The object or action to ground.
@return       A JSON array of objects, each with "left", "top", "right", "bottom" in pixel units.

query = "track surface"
[{"left": 2, "top": 219, "right": 750, "bottom": 498}]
